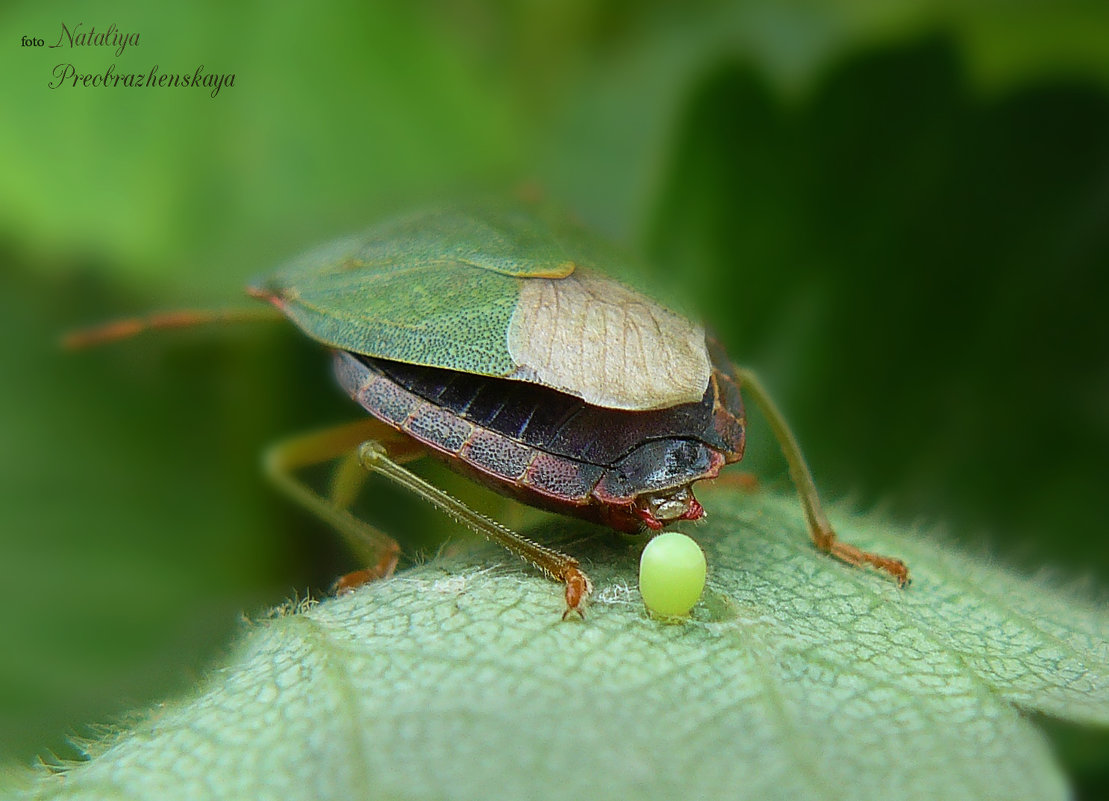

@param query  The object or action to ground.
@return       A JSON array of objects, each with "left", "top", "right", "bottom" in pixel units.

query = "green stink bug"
[{"left": 69, "top": 201, "right": 909, "bottom": 617}]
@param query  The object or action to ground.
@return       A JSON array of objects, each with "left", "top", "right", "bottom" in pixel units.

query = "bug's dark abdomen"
[
  {"left": 333, "top": 349, "right": 744, "bottom": 530},
  {"left": 367, "top": 354, "right": 738, "bottom": 464},
  {"left": 335, "top": 352, "right": 608, "bottom": 507}
]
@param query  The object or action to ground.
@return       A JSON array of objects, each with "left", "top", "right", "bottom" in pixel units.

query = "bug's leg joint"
[
  {"left": 561, "top": 562, "right": 592, "bottom": 620},
  {"left": 811, "top": 523, "right": 911, "bottom": 587},
  {"left": 358, "top": 440, "right": 388, "bottom": 466}
]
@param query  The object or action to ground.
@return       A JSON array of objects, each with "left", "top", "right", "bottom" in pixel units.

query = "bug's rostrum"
[{"left": 632, "top": 486, "right": 705, "bottom": 530}]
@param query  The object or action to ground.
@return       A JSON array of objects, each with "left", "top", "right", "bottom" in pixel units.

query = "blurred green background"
[{"left": 2, "top": 0, "right": 1107, "bottom": 794}]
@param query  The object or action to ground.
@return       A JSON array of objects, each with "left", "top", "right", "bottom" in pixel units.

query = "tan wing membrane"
[{"left": 507, "top": 271, "right": 711, "bottom": 410}]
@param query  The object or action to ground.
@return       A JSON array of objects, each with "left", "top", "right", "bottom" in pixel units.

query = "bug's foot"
[
  {"left": 879, "top": 557, "right": 911, "bottom": 588},
  {"left": 560, "top": 565, "right": 593, "bottom": 620},
  {"left": 813, "top": 527, "right": 911, "bottom": 587},
  {"left": 332, "top": 551, "right": 400, "bottom": 595}
]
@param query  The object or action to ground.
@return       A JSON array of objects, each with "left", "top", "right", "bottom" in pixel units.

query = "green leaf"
[{"left": 14, "top": 488, "right": 1106, "bottom": 801}]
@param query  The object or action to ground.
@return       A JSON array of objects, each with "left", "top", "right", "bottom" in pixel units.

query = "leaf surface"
[{"left": 17, "top": 489, "right": 1107, "bottom": 801}]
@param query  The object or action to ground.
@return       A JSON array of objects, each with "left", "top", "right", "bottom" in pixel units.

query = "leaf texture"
[{"left": 16, "top": 489, "right": 1108, "bottom": 801}]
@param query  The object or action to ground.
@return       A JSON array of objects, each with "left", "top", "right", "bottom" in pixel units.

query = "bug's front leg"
[
  {"left": 358, "top": 441, "right": 593, "bottom": 618},
  {"left": 732, "top": 365, "right": 910, "bottom": 586}
]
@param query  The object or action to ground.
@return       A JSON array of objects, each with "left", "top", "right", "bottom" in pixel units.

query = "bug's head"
[{"left": 632, "top": 486, "right": 704, "bottom": 531}]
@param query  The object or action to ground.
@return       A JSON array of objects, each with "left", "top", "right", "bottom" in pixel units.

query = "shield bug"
[{"left": 68, "top": 201, "right": 909, "bottom": 617}]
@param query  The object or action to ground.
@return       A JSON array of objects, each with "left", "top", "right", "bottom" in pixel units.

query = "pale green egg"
[{"left": 639, "top": 532, "right": 707, "bottom": 619}]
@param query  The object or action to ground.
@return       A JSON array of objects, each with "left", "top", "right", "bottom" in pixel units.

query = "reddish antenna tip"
[{"left": 61, "top": 319, "right": 147, "bottom": 349}]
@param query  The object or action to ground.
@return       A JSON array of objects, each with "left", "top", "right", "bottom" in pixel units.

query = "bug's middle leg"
[
  {"left": 357, "top": 441, "right": 593, "bottom": 618},
  {"left": 263, "top": 418, "right": 424, "bottom": 590}
]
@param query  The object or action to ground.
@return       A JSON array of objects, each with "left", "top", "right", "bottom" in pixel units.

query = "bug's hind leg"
[
  {"left": 263, "top": 418, "right": 424, "bottom": 592},
  {"left": 357, "top": 441, "right": 593, "bottom": 618},
  {"left": 731, "top": 366, "right": 910, "bottom": 586}
]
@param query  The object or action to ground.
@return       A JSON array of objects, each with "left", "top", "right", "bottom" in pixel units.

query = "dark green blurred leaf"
[
  {"left": 538, "top": 0, "right": 1109, "bottom": 239},
  {"left": 649, "top": 39, "right": 1109, "bottom": 582},
  {"left": 0, "top": 261, "right": 288, "bottom": 759}
]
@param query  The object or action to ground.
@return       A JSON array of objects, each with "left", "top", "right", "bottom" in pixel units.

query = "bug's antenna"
[{"left": 61, "top": 307, "right": 285, "bottom": 349}]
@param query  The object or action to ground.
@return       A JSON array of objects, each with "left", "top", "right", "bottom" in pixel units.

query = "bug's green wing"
[
  {"left": 251, "top": 203, "right": 576, "bottom": 378},
  {"left": 252, "top": 201, "right": 712, "bottom": 410}
]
